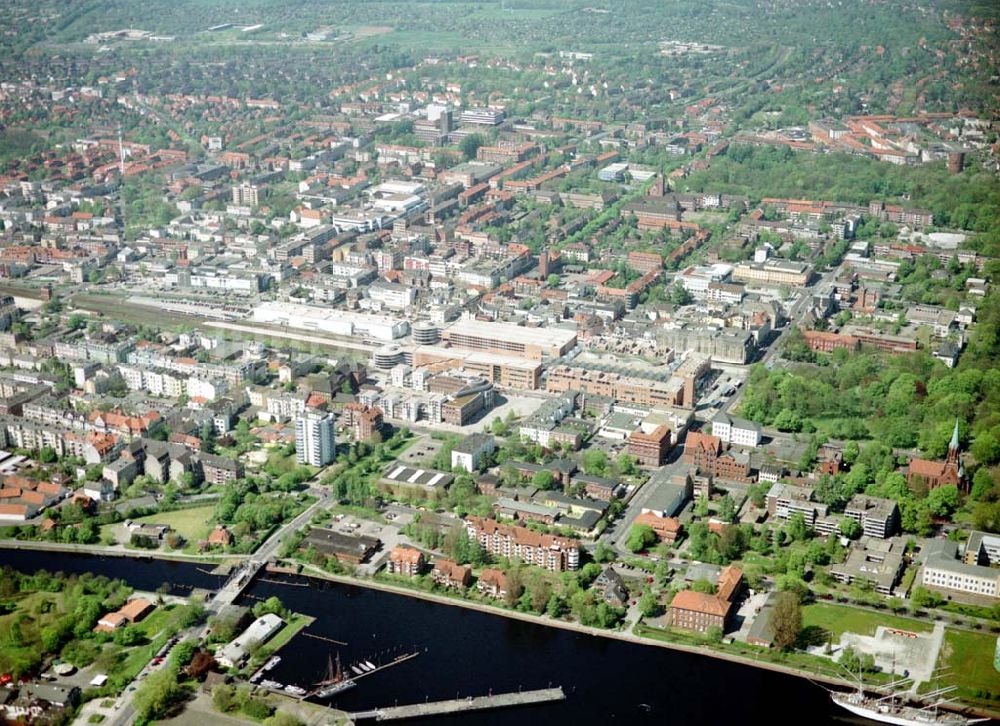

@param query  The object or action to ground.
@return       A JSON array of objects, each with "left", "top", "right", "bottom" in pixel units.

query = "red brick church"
[{"left": 906, "top": 420, "right": 966, "bottom": 492}]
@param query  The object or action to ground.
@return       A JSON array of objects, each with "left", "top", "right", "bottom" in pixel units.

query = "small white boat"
[
  {"left": 260, "top": 680, "right": 282, "bottom": 690},
  {"left": 363, "top": 660, "right": 376, "bottom": 671},
  {"left": 350, "top": 665, "right": 365, "bottom": 676},
  {"left": 283, "top": 685, "right": 307, "bottom": 697}
]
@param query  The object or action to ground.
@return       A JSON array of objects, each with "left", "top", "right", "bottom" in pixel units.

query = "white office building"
[{"left": 711, "top": 412, "right": 762, "bottom": 448}]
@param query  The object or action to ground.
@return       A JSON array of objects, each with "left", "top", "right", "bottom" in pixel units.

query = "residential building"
[
  {"left": 477, "top": 568, "right": 509, "bottom": 599},
  {"left": 295, "top": 410, "right": 335, "bottom": 466},
  {"left": 387, "top": 546, "right": 425, "bottom": 576},
  {"left": 341, "top": 403, "right": 384, "bottom": 442},
  {"left": 200, "top": 453, "right": 244, "bottom": 486},
  {"left": 465, "top": 515, "right": 580, "bottom": 571},
  {"left": 431, "top": 558, "right": 472, "bottom": 589}
]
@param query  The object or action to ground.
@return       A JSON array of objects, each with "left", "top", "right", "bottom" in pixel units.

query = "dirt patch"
[{"left": 353, "top": 26, "right": 394, "bottom": 37}]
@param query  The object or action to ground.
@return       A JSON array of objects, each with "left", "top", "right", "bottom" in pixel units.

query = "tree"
[
  {"left": 616, "top": 453, "right": 638, "bottom": 476},
  {"left": 972, "top": 468, "right": 997, "bottom": 501},
  {"left": 926, "top": 485, "right": 959, "bottom": 518},
  {"left": 771, "top": 591, "right": 802, "bottom": 651},
  {"left": 840, "top": 645, "right": 878, "bottom": 674},
  {"left": 785, "top": 512, "right": 812, "bottom": 541},
  {"left": 459, "top": 133, "right": 486, "bottom": 160},
  {"left": 546, "top": 274, "right": 561, "bottom": 287},
  {"left": 252, "top": 596, "right": 286, "bottom": 619},
  {"left": 593, "top": 541, "right": 616, "bottom": 564},
  {"left": 638, "top": 590, "right": 660, "bottom": 618},
  {"left": 705, "top": 625, "right": 724, "bottom": 644},
  {"left": 626, "top": 524, "right": 657, "bottom": 553},
  {"left": 38, "top": 447, "right": 57, "bottom": 464},
  {"left": 668, "top": 283, "right": 693, "bottom": 305},
  {"left": 718, "top": 494, "right": 737, "bottom": 523},
  {"left": 972, "top": 429, "right": 1000, "bottom": 466},
  {"left": 910, "top": 586, "right": 943, "bottom": 609},
  {"left": 531, "top": 470, "right": 555, "bottom": 489},
  {"left": 582, "top": 450, "right": 608, "bottom": 476},
  {"left": 213, "top": 683, "right": 237, "bottom": 713},
  {"left": 133, "top": 668, "right": 185, "bottom": 722},
  {"left": 773, "top": 408, "right": 803, "bottom": 432},
  {"left": 839, "top": 517, "right": 862, "bottom": 539}
]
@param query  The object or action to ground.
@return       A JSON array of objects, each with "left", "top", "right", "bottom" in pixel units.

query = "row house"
[{"left": 431, "top": 558, "right": 472, "bottom": 589}]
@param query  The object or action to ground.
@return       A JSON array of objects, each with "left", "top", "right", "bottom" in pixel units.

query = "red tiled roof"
[{"left": 670, "top": 590, "right": 729, "bottom": 617}]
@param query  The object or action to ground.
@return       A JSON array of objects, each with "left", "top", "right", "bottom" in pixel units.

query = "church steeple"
[{"left": 946, "top": 419, "right": 961, "bottom": 465}]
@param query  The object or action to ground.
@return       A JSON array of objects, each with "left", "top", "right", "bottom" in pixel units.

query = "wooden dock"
[{"left": 348, "top": 687, "right": 565, "bottom": 721}]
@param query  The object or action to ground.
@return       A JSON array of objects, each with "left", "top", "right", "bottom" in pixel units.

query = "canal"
[{"left": 0, "top": 551, "right": 858, "bottom": 724}]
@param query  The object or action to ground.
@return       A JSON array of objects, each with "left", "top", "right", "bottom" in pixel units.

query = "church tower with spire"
[
  {"left": 906, "top": 418, "right": 967, "bottom": 493},
  {"left": 946, "top": 418, "right": 961, "bottom": 466}
]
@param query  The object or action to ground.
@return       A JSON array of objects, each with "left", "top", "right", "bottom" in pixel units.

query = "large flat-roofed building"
[
  {"left": 831, "top": 538, "right": 904, "bottom": 595},
  {"left": 378, "top": 464, "right": 454, "bottom": 500},
  {"left": 441, "top": 319, "right": 576, "bottom": 360},
  {"left": 461, "top": 108, "right": 505, "bottom": 126},
  {"left": 302, "top": 528, "right": 381, "bottom": 565},
  {"left": 965, "top": 531, "right": 1000, "bottom": 567},
  {"left": 732, "top": 258, "right": 812, "bottom": 287},
  {"left": 544, "top": 365, "right": 701, "bottom": 409},
  {"left": 250, "top": 301, "right": 410, "bottom": 341},
  {"left": 844, "top": 494, "right": 899, "bottom": 539},
  {"left": 412, "top": 346, "right": 543, "bottom": 390},
  {"left": 921, "top": 539, "right": 1000, "bottom": 599}
]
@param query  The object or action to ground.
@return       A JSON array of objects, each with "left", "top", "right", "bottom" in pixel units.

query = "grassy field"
[
  {"left": 937, "top": 630, "right": 1000, "bottom": 703},
  {"left": 133, "top": 506, "right": 216, "bottom": 543},
  {"left": 801, "top": 603, "right": 932, "bottom": 642}
]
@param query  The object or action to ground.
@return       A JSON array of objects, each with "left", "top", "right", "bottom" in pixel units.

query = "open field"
[
  {"left": 132, "top": 506, "right": 217, "bottom": 543},
  {"left": 937, "top": 630, "right": 1000, "bottom": 704},
  {"left": 801, "top": 603, "right": 932, "bottom": 642}
]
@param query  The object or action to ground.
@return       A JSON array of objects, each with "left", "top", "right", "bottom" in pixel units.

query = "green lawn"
[
  {"left": 132, "top": 506, "right": 216, "bottom": 543},
  {"left": 262, "top": 613, "right": 314, "bottom": 655},
  {"left": 801, "top": 603, "right": 932, "bottom": 643},
  {"left": 937, "top": 630, "right": 1000, "bottom": 703}
]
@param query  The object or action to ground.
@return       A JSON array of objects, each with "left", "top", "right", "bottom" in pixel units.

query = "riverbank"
[
  {"left": 288, "top": 563, "right": 1000, "bottom": 720},
  {"left": 5, "top": 543, "right": 998, "bottom": 718}
]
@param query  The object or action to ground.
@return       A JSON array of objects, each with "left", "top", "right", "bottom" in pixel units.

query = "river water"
[{"left": 0, "top": 550, "right": 866, "bottom": 724}]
